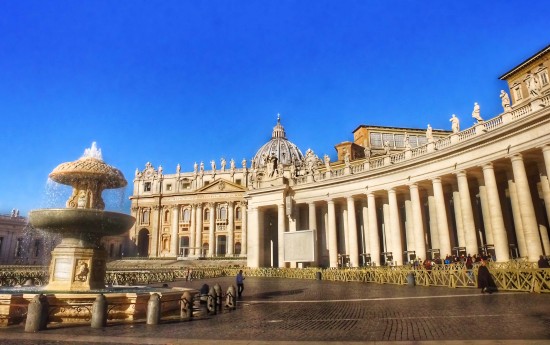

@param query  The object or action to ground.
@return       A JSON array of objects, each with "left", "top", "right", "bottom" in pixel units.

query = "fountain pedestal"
[{"left": 47, "top": 246, "right": 106, "bottom": 291}]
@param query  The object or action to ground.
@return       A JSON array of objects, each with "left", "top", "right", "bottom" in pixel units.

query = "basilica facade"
[{"left": 129, "top": 45, "right": 550, "bottom": 268}]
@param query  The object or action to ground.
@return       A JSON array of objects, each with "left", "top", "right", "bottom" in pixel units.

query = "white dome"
[{"left": 252, "top": 117, "right": 304, "bottom": 169}]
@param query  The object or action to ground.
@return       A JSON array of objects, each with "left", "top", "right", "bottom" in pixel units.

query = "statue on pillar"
[
  {"left": 404, "top": 133, "right": 411, "bottom": 150},
  {"left": 220, "top": 158, "right": 226, "bottom": 171},
  {"left": 383, "top": 141, "right": 390, "bottom": 155},
  {"left": 324, "top": 154, "right": 331, "bottom": 171},
  {"left": 500, "top": 90, "right": 511, "bottom": 111},
  {"left": 176, "top": 163, "right": 181, "bottom": 174},
  {"left": 241, "top": 158, "right": 247, "bottom": 169},
  {"left": 426, "top": 124, "right": 433, "bottom": 142},
  {"left": 472, "top": 102, "right": 483, "bottom": 123},
  {"left": 449, "top": 114, "right": 460, "bottom": 133}
]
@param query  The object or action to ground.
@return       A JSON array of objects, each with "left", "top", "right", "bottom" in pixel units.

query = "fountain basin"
[{"left": 29, "top": 208, "right": 135, "bottom": 241}]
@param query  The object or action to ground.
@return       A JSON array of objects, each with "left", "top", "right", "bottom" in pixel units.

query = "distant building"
[{"left": 129, "top": 45, "right": 550, "bottom": 267}]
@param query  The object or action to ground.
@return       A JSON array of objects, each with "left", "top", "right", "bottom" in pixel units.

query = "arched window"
[
  {"left": 164, "top": 210, "right": 170, "bottom": 222},
  {"left": 219, "top": 206, "right": 227, "bottom": 220},
  {"left": 235, "top": 207, "right": 241, "bottom": 220},
  {"left": 235, "top": 242, "right": 241, "bottom": 255},
  {"left": 204, "top": 208, "right": 210, "bottom": 221}
]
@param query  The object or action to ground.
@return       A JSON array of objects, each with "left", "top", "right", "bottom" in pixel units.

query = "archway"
[{"left": 138, "top": 228, "right": 150, "bottom": 257}]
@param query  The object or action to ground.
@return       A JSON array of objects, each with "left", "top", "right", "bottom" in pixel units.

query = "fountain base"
[{"left": 47, "top": 246, "right": 107, "bottom": 292}]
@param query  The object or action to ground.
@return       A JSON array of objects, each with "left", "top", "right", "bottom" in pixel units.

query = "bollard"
[
  {"left": 180, "top": 291, "right": 193, "bottom": 320},
  {"left": 25, "top": 294, "right": 49, "bottom": 332},
  {"left": 207, "top": 287, "right": 217, "bottom": 315},
  {"left": 91, "top": 294, "right": 108, "bottom": 328},
  {"left": 226, "top": 285, "right": 236, "bottom": 310},
  {"left": 213, "top": 284, "right": 223, "bottom": 311},
  {"left": 146, "top": 293, "right": 161, "bottom": 325}
]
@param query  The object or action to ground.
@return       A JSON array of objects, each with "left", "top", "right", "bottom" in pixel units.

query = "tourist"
[
  {"left": 538, "top": 255, "right": 550, "bottom": 268},
  {"left": 236, "top": 269, "right": 245, "bottom": 298},
  {"left": 477, "top": 259, "right": 497, "bottom": 294}
]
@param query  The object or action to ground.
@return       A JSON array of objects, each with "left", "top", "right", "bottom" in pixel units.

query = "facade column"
[
  {"left": 432, "top": 178, "right": 451, "bottom": 258},
  {"left": 327, "top": 199, "right": 338, "bottom": 268},
  {"left": 247, "top": 206, "right": 260, "bottom": 267},
  {"left": 278, "top": 203, "right": 286, "bottom": 268},
  {"left": 346, "top": 196, "right": 359, "bottom": 267},
  {"left": 482, "top": 163, "right": 510, "bottom": 262},
  {"left": 367, "top": 193, "right": 380, "bottom": 265},
  {"left": 543, "top": 145, "right": 550, "bottom": 187},
  {"left": 241, "top": 201, "right": 248, "bottom": 256},
  {"left": 477, "top": 181, "right": 494, "bottom": 246},
  {"left": 404, "top": 199, "right": 414, "bottom": 253},
  {"left": 361, "top": 201, "right": 369, "bottom": 257},
  {"left": 506, "top": 171, "right": 527, "bottom": 257},
  {"left": 308, "top": 202, "right": 318, "bottom": 265},
  {"left": 195, "top": 203, "right": 203, "bottom": 256},
  {"left": 150, "top": 205, "right": 161, "bottom": 257},
  {"left": 170, "top": 205, "right": 180, "bottom": 257},
  {"left": 409, "top": 184, "right": 426, "bottom": 260},
  {"left": 208, "top": 202, "right": 216, "bottom": 257},
  {"left": 189, "top": 205, "right": 196, "bottom": 256},
  {"left": 227, "top": 201, "right": 235, "bottom": 256},
  {"left": 456, "top": 171, "right": 478, "bottom": 255},
  {"left": 510, "top": 154, "right": 543, "bottom": 261},
  {"left": 388, "top": 189, "right": 403, "bottom": 265}
]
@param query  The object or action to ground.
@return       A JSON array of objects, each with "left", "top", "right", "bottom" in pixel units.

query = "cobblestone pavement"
[{"left": 0, "top": 277, "right": 549, "bottom": 345}]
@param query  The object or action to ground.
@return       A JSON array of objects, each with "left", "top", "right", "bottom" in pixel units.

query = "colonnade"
[{"left": 248, "top": 146, "right": 550, "bottom": 267}]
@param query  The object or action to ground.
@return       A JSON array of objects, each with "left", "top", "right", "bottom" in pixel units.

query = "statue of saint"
[
  {"left": 449, "top": 114, "right": 460, "bottom": 133},
  {"left": 500, "top": 90, "right": 511, "bottom": 110},
  {"left": 426, "top": 124, "right": 433, "bottom": 142},
  {"left": 230, "top": 158, "right": 235, "bottom": 170},
  {"left": 220, "top": 158, "right": 226, "bottom": 171},
  {"left": 194, "top": 162, "right": 198, "bottom": 173},
  {"left": 404, "top": 133, "right": 411, "bottom": 150},
  {"left": 324, "top": 154, "right": 331, "bottom": 171},
  {"left": 242, "top": 158, "right": 247, "bottom": 169},
  {"left": 289, "top": 163, "right": 296, "bottom": 178},
  {"left": 176, "top": 163, "right": 181, "bottom": 174},
  {"left": 364, "top": 146, "right": 371, "bottom": 159},
  {"left": 158, "top": 165, "right": 163, "bottom": 176},
  {"left": 210, "top": 160, "right": 216, "bottom": 171},
  {"left": 200, "top": 161, "right": 204, "bottom": 172},
  {"left": 472, "top": 102, "right": 483, "bottom": 123},
  {"left": 383, "top": 141, "right": 390, "bottom": 155}
]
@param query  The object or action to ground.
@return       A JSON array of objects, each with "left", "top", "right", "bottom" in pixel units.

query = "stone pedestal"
[{"left": 47, "top": 246, "right": 106, "bottom": 291}]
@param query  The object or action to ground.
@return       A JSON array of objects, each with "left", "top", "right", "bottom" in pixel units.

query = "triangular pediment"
[{"left": 196, "top": 179, "right": 247, "bottom": 194}]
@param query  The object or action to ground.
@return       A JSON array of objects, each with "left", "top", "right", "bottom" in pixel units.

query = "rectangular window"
[
  {"left": 166, "top": 184, "right": 172, "bottom": 191},
  {"left": 369, "top": 132, "right": 383, "bottom": 148},
  {"left": 514, "top": 86, "right": 522, "bottom": 100},
  {"left": 394, "top": 134, "right": 405, "bottom": 148},
  {"left": 409, "top": 135, "right": 419, "bottom": 147},
  {"left": 236, "top": 179, "right": 241, "bottom": 185},
  {"left": 417, "top": 136, "right": 428, "bottom": 146},
  {"left": 382, "top": 133, "right": 394, "bottom": 148},
  {"left": 539, "top": 70, "right": 549, "bottom": 86},
  {"left": 144, "top": 182, "right": 151, "bottom": 192}
]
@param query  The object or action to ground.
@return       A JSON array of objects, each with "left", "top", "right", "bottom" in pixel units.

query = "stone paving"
[{"left": 0, "top": 276, "right": 549, "bottom": 344}]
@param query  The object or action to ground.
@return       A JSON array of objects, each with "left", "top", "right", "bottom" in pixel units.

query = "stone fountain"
[
  {"left": 0, "top": 143, "right": 195, "bottom": 327},
  {"left": 29, "top": 142, "right": 135, "bottom": 291}
]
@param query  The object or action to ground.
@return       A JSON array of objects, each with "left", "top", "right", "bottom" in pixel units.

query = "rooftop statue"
[
  {"left": 472, "top": 102, "right": 483, "bottom": 123},
  {"left": 383, "top": 141, "right": 390, "bottom": 155},
  {"left": 449, "top": 114, "right": 460, "bottom": 133},
  {"left": 526, "top": 74, "right": 541, "bottom": 97},
  {"left": 500, "top": 90, "right": 511, "bottom": 110},
  {"left": 404, "top": 133, "right": 411, "bottom": 150},
  {"left": 221, "top": 158, "right": 226, "bottom": 171},
  {"left": 324, "top": 154, "right": 332, "bottom": 171},
  {"left": 426, "top": 124, "right": 433, "bottom": 142}
]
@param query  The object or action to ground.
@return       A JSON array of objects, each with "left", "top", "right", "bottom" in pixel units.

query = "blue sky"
[{"left": 1, "top": 1, "right": 548, "bottom": 216}]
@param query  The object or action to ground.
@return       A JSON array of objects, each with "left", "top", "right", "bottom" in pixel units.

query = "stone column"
[
  {"left": 506, "top": 171, "right": 527, "bottom": 257},
  {"left": 482, "top": 163, "right": 510, "bottom": 262},
  {"left": 308, "top": 202, "right": 318, "bottom": 265},
  {"left": 388, "top": 189, "right": 403, "bottom": 265},
  {"left": 409, "top": 184, "right": 426, "bottom": 260},
  {"left": 510, "top": 154, "right": 542, "bottom": 261},
  {"left": 382, "top": 203, "right": 391, "bottom": 254},
  {"left": 278, "top": 203, "right": 286, "bottom": 268},
  {"left": 361, "top": 201, "right": 369, "bottom": 257},
  {"left": 427, "top": 194, "right": 439, "bottom": 251},
  {"left": 346, "top": 196, "right": 359, "bottom": 267},
  {"left": 195, "top": 203, "right": 203, "bottom": 256},
  {"left": 327, "top": 199, "right": 338, "bottom": 268},
  {"left": 404, "top": 200, "right": 414, "bottom": 252},
  {"left": 208, "top": 202, "right": 216, "bottom": 257},
  {"left": 241, "top": 201, "right": 248, "bottom": 256},
  {"left": 367, "top": 193, "right": 380, "bottom": 265},
  {"left": 189, "top": 205, "right": 196, "bottom": 256},
  {"left": 170, "top": 205, "right": 180, "bottom": 257},
  {"left": 477, "top": 181, "right": 494, "bottom": 246},
  {"left": 432, "top": 178, "right": 451, "bottom": 257},
  {"left": 227, "top": 201, "right": 235, "bottom": 256},
  {"left": 247, "top": 206, "right": 260, "bottom": 268},
  {"left": 452, "top": 186, "right": 465, "bottom": 248},
  {"left": 456, "top": 171, "right": 478, "bottom": 255},
  {"left": 150, "top": 205, "right": 161, "bottom": 258}
]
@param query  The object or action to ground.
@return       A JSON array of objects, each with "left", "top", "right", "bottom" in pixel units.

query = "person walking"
[
  {"left": 236, "top": 270, "right": 245, "bottom": 298},
  {"left": 477, "top": 259, "right": 497, "bottom": 294}
]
